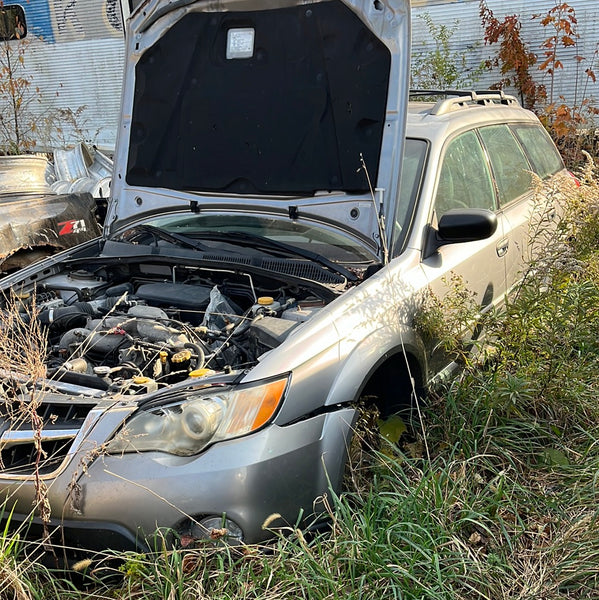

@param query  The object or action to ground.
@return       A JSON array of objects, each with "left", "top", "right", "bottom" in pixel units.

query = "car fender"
[{"left": 324, "top": 323, "right": 427, "bottom": 408}]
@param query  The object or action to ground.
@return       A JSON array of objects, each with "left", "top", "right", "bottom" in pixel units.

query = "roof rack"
[{"left": 409, "top": 89, "right": 520, "bottom": 115}]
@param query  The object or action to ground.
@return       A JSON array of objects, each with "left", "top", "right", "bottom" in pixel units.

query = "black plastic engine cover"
[{"left": 135, "top": 283, "right": 212, "bottom": 310}]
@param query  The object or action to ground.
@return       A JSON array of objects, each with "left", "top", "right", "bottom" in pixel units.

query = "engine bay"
[{"left": 7, "top": 258, "right": 335, "bottom": 395}]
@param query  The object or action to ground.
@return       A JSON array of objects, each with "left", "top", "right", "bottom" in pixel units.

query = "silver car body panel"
[{"left": 4, "top": 407, "right": 355, "bottom": 548}]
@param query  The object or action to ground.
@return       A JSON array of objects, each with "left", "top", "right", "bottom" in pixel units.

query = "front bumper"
[{"left": 1, "top": 407, "right": 356, "bottom": 551}]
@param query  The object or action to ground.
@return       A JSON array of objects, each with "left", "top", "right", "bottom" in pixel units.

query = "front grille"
[
  {"left": 0, "top": 400, "right": 97, "bottom": 476},
  {"left": 0, "top": 438, "right": 73, "bottom": 475}
]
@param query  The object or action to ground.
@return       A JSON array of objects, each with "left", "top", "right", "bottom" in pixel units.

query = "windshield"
[{"left": 119, "top": 213, "right": 377, "bottom": 265}]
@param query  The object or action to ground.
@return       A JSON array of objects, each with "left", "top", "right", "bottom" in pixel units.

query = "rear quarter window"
[{"left": 511, "top": 124, "right": 564, "bottom": 179}]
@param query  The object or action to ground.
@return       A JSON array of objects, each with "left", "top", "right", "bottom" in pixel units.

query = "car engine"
[{"left": 9, "top": 261, "right": 332, "bottom": 395}]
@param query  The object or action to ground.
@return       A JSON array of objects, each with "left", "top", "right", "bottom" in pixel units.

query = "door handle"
[{"left": 496, "top": 238, "right": 509, "bottom": 257}]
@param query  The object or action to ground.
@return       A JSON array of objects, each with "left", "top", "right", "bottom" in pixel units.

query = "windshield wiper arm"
[{"left": 122, "top": 224, "right": 208, "bottom": 252}]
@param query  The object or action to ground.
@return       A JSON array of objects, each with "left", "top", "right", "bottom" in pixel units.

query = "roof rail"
[{"left": 409, "top": 89, "right": 520, "bottom": 115}]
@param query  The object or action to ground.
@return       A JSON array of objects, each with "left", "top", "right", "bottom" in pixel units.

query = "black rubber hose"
[
  {"left": 51, "top": 370, "right": 110, "bottom": 391},
  {"left": 38, "top": 302, "right": 95, "bottom": 330},
  {"left": 183, "top": 342, "right": 206, "bottom": 370}
]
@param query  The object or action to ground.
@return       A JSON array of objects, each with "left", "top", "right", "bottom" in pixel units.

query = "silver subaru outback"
[{"left": 0, "top": 0, "right": 566, "bottom": 552}]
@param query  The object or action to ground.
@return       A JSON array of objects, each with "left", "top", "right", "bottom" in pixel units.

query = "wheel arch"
[{"left": 325, "top": 326, "right": 428, "bottom": 417}]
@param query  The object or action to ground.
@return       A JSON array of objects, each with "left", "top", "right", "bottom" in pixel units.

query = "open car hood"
[{"left": 107, "top": 0, "right": 410, "bottom": 251}]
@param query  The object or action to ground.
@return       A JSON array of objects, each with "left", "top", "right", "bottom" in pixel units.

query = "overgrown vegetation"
[
  {"left": 0, "top": 4, "right": 40, "bottom": 154},
  {"left": 1, "top": 153, "right": 598, "bottom": 600},
  {"left": 0, "top": 4, "right": 98, "bottom": 154},
  {"left": 479, "top": 0, "right": 599, "bottom": 167},
  {"left": 411, "top": 2, "right": 599, "bottom": 168},
  {"left": 410, "top": 13, "right": 485, "bottom": 90},
  {"left": 479, "top": 0, "right": 546, "bottom": 110}
]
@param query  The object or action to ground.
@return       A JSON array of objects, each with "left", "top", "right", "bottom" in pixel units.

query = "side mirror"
[{"left": 425, "top": 208, "right": 498, "bottom": 257}]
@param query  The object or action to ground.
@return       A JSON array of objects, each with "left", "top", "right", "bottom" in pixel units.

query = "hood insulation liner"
[{"left": 126, "top": 0, "right": 391, "bottom": 196}]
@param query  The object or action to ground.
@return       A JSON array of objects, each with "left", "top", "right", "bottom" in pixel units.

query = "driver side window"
[{"left": 434, "top": 130, "right": 496, "bottom": 217}]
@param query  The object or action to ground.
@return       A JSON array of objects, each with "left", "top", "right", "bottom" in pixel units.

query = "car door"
[
  {"left": 488, "top": 123, "right": 567, "bottom": 293},
  {"left": 420, "top": 128, "right": 508, "bottom": 375},
  {"left": 477, "top": 123, "right": 539, "bottom": 294}
]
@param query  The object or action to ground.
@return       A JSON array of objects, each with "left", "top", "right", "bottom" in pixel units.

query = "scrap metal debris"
[{"left": 49, "top": 142, "right": 112, "bottom": 200}]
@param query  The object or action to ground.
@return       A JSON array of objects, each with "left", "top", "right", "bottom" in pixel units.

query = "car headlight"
[{"left": 106, "top": 376, "right": 288, "bottom": 456}]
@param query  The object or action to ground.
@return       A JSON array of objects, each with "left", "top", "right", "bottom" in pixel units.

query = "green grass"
[{"left": 3, "top": 164, "right": 599, "bottom": 599}]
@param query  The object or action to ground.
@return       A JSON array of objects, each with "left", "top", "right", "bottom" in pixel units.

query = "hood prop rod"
[
  {"left": 359, "top": 153, "right": 389, "bottom": 265},
  {"left": 375, "top": 187, "right": 389, "bottom": 265}
]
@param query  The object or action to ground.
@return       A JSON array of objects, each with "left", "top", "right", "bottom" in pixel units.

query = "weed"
[
  {"left": 411, "top": 13, "right": 485, "bottom": 90},
  {"left": 479, "top": 0, "right": 546, "bottom": 110},
  {"left": 414, "top": 272, "right": 482, "bottom": 364},
  {"left": 0, "top": 6, "right": 41, "bottom": 154},
  {"left": 533, "top": 3, "right": 599, "bottom": 166},
  {"left": 41, "top": 106, "right": 102, "bottom": 150},
  {"left": 479, "top": 0, "right": 599, "bottom": 168}
]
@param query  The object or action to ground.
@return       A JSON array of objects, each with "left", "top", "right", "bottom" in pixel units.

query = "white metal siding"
[
  {"left": 6, "top": 1, "right": 596, "bottom": 152},
  {"left": 13, "top": 0, "right": 125, "bottom": 151},
  {"left": 411, "top": 0, "right": 599, "bottom": 108}
]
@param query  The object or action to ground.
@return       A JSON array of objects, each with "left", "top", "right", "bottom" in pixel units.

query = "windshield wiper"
[
  {"left": 121, "top": 224, "right": 209, "bottom": 252},
  {"left": 187, "top": 231, "right": 358, "bottom": 282},
  {"left": 121, "top": 226, "right": 357, "bottom": 282}
]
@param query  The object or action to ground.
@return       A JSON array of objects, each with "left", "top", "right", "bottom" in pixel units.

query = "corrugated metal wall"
[
  {"left": 6, "top": 1, "right": 596, "bottom": 152},
  {"left": 411, "top": 0, "right": 599, "bottom": 108},
  {"left": 13, "top": 0, "right": 125, "bottom": 151}
]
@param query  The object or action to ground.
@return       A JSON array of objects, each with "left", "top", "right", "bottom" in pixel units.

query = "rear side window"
[
  {"left": 434, "top": 130, "right": 496, "bottom": 216},
  {"left": 512, "top": 124, "right": 564, "bottom": 179},
  {"left": 479, "top": 125, "right": 532, "bottom": 205}
]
